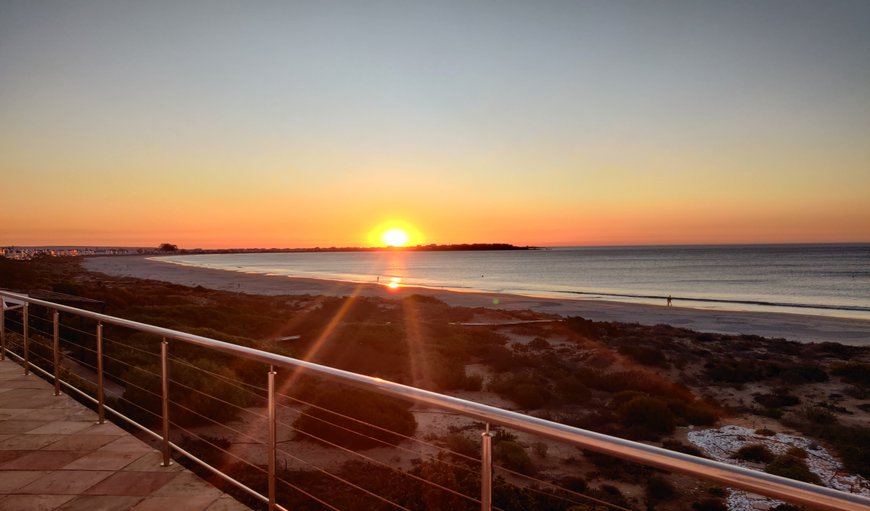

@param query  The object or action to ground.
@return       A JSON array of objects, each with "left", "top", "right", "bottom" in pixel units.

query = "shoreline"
[{"left": 83, "top": 256, "right": 870, "bottom": 346}]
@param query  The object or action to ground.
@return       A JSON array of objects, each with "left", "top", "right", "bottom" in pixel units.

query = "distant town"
[{"left": 0, "top": 243, "right": 538, "bottom": 260}]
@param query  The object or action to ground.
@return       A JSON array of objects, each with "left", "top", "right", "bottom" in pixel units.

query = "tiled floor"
[{"left": 0, "top": 357, "right": 250, "bottom": 511}]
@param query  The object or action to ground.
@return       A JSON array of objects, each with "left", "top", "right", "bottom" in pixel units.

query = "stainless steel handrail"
[{"left": 1, "top": 289, "right": 868, "bottom": 511}]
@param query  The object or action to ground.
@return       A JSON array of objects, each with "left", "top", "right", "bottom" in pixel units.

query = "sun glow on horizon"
[
  {"left": 368, "top": 221, "right": 423, "bottom": 247},
  {"left": 382, "top": 228, "right": 410, "bottom": 247}
]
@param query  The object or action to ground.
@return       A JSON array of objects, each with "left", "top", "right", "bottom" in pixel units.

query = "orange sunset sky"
[{"left": 1, "top": 1, "right": 869, "bottom": 248}]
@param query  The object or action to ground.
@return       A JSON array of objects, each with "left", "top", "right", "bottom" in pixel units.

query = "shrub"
[
  {"left": 754, "top": 391, "right": 800, "bottom": 409},
  {"left": 704, "top": 358, "right": 765, "bottom": 384},
  {"left": 618, "top": 345, "right": 668, "bottom": 367},
  {"left": 786, "top": 446, "right": 808, "bottom": 459},
  {"left": 488, "top": 372, "right": 553, "bottom": 409},
  {"left": 445, "top": 434, "right": 478, "bottom": 459},
  {"left": 293, "top": 387, "right": 416, "bottom": 450},
  {"left": 732, "top": 444, "right": 774, "bottom": 463},
  {"left": 668, "top": 399, "right": 720, "bottom": 426},
  {"left": 494, "top": 441, "right": 537, "bottom": 476},
  {"left": 776, "top": 364, "right": 828, "bottom": 385},
  {"left": 832, "top": 362, "right": 870, "bottom": 387},
  {"left": 528, "top": 337, "right": 551, "bottom": 350},
  {"left": 646, "top": 475, "right": 677, "bottom": 503},
  {"left": 555, "top": 375, "right": 592, "bottom": 405},
  {"left": 770, "top": 505, "right": 804, "bottom": 511},
  {"left": 692, "top": 498, "right": 727, "bottom": 511},
  {"left": 661, "top": 439, "right": 703, "bottom": 457},
  {"left": 561, "top": 476, "right": 587, "bottom": 493},
  {"left": 617, "top": 396, "right": 675, "bottom": 440},
  {"left": 803, "top": 406, "right": 837, "bottom": 425},
  {"left": 492, "top": 429, "right": 518, "bottom": 444},
  {"left": 431, "top": 363, "right": 483, "bottom": 391},
  {"left": 765, "top": 454, "right": 821, "bottom": 484}
]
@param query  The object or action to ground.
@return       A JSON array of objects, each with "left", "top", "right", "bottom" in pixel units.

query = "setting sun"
[
  {"left": 382, "top": 228, "right": 410, "bottom": 247},
  {"left": 368, "top": 221, "right": 423, "bottom": 247}
]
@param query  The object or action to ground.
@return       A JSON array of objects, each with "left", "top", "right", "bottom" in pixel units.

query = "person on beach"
[{"left": 666, "top": 295, "right": 672, "bottom": 306}]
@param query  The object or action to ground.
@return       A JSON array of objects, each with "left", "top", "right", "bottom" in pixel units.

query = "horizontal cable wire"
[
  {"left": 166, "top": 399, "right": 265, "bottom": 446},
  {"left": 161, "top": 359, "right": 483, "bottom": 506},
  {"left": 168, "top": 354, "right": 268, "bottom": 392},
  {"left": 102, "top": 368, "right": 163, "bottom": 401},
  {"left": 102, "top": 335, "right": 161, "bottom": 359},
  {"left": 57, "top": 322, "right": 98, "bottom": 338},
  {"left": 167, "top": 351, "right": 483, "bottom": 484},
  {"left": 493, "top": 464, "right": 631, "bottom": 511},
  {"left": 165, "top": 355, "right": 480, "bottom": 469},
  {"left": 169, "top": 421, "right": 267, "bottom": 475},
  {"left": 276, "top": 392, "right": 481, "bottom": 466},
  {"left": 59, "top": 338, "right": 99, "bottom": 356},
  {"left": 19, "top": 349, "right": 55, "bottom": 373},
  {"left": 275, "top": 475, "right": 343, "bottom": 511},
  {"left": 113, "top": 395, "right": 165, "bottom": 422},
  {"left": 273, "top": 399, "right": 480, "bottom": 480},
  {"left": 274, "top": 415, "right": 482, "bottom": 506},
  {"left": 167, "top": 377, "right": 267, "bottom": 421},
  {"left": 273, "top": 444, "right": 410, "bottom": 511},
  {"left": 161, "top": 362, "right": 480, "bottom": 507}
]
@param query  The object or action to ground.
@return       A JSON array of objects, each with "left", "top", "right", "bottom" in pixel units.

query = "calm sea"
[{"left": 155, "top": 244, "right": 870, "bottom": 319}]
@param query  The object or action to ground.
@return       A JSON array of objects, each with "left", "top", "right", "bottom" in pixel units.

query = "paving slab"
[
  {"left": 0, "top": 357, "right": 249, "bottom": 511},
  {"left": 0, "top": 471, "right": 49, "bottom": 492},
  {"left": 17, "top": 470, "right": 114, "bottom": 495}
]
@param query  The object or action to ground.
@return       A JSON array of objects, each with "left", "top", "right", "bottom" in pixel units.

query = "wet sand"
[{"left": 83, "top": 256, "right": 870, "bottom": 346}]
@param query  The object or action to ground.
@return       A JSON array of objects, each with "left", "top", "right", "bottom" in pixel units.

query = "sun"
[
  {"left": 368, "top": 220, "right": 423, "bottom": 247},
  {"left": 382, "top": 228, "right": 410, "bottom": 247}
]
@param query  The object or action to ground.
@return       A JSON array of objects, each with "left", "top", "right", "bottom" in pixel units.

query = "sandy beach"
[{"left": 83, "top": 256, "right": 870, "bottom": 346}]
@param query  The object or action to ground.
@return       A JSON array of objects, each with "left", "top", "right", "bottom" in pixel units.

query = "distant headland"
[
  {"left": 1, "top": 243, "right": 540, "bottom": 260},
  {"left": 170, "top": 243, "right": 541, "bottom": 255}
]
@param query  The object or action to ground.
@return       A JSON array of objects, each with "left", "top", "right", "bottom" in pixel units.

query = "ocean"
[{"left": 154, "top": 244, "right": 870, "bottom": 319}]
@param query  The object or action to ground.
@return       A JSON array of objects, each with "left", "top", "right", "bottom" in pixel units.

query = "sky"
[{"left": 1, "top": 0, "right": 869, "bottom": 248}]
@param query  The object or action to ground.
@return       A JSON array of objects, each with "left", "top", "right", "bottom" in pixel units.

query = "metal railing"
[{"left": 1, "top": 289, "right": 868, "bottom": 511}]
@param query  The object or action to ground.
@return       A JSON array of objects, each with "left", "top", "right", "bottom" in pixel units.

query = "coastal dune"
[{"left": 83, "top": 256, "right": 870, "bottom": 346}]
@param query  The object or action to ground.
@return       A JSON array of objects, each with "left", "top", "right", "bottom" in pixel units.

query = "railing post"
[
  {"left": 481, "top": 423, "right": 493, "bottom": 511},
  {"left": 0, "top": 296, "right": 5, "bottom": 361},
  {"left": 53, "top": 310, "right": 60, "bottom": 396},
  {"left": 22, "top": 303, "right": 29, "bottom": 375},
  {"left": 95, "top": 322, "right": 105, "bottom": 424},
  {"left": 160, "top": 338, "right": 172, "bottom": 466},
  {"left": 268, "top": 366, "right": 277, "bottom": 511}
]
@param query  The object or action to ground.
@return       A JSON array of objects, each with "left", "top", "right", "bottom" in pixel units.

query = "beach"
[{"left": 83, "top": 256, "right": 870, "bottom": 346}]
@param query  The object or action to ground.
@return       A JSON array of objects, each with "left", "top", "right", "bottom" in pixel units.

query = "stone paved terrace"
[{"left": 0, "top": 358, "right": 250, "bottom": 511}]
